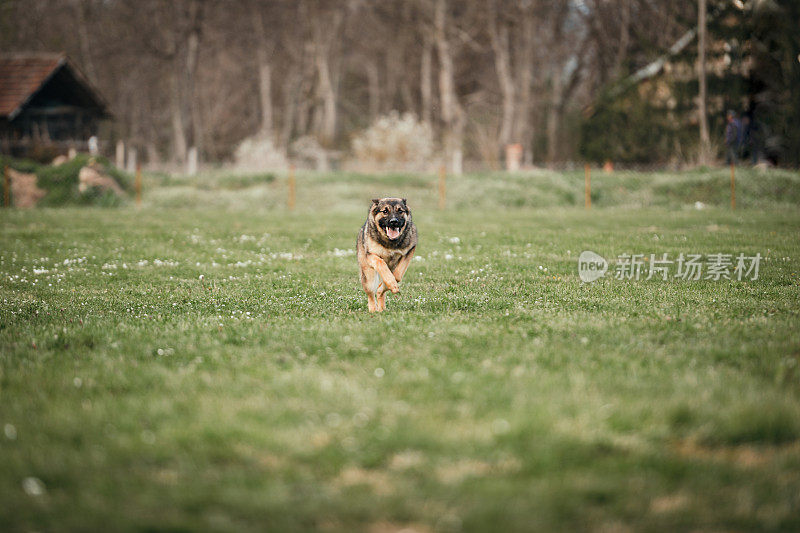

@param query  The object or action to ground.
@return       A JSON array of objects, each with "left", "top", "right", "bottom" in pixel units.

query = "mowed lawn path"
[{"left": 1, "top": 206, "right": 799, "bottom": 531}]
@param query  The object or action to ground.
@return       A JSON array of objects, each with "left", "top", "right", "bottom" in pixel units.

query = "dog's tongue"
[{"left": 386, "top": 227, "right": 400, "bottom": 239}]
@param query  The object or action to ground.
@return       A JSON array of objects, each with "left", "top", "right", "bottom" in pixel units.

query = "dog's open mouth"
[{"left": 386, "top": 226, "right": 401, "bottom": 239}]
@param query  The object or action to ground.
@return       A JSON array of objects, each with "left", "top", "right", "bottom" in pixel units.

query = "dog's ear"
[
  {"left": 372, "top": 198, "right": 380, "bottom": 205},
  {"left": 401, "top": 198, "right": 407, "bottom": 206}
]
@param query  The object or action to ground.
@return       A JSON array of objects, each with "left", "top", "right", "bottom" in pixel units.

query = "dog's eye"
[{"left": 382, "top": 208, "right": 389, "bottom": 214}]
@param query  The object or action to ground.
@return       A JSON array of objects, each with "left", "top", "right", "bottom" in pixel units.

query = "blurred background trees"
[{"left": 1, "top": 0, "right": 797, "bottom": 169}]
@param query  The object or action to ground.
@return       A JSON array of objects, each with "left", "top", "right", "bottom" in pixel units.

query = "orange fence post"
[
  {"left": 730, "top": 163, "right": 736, "bottom": 210},
  {"left": 584, "top": 163, "right": 591, "bottom": 209},
  {"left": 135, "top": 163, "right": 142, "bottom": 207},
  {"left": 3, "top": 165, "right": 9, "bottom": 207},
  {"left": 438, "top": 165, "right": 446, "bottom": 210},
  {"left": 288, "top": 164, "right": 296, "bottom": 211}
]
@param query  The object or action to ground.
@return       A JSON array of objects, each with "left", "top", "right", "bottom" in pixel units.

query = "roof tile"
[{"left": 0, "top": 53, "right": 65, "bottom": 117}]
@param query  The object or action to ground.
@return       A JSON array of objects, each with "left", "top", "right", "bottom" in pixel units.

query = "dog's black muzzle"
[{"left": 388, "top": 217, "right": 404, "bottom": 229}]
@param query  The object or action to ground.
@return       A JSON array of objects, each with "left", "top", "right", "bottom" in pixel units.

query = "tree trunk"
[
  {"left": 168, "top": 0, "right": 204, "bottom": 166},
  {"left": 258, "top": 61, "right": 273, "bottom": 136},
  {"left": 315, "top": 49, "right": 336, "bottom": 144},
  {"left": 170, "top": 73, "right": 188, "bottom": 164},
  {"left": 383, "top": 47, "right": 400, "bottom": 114},
  {"left": 295, "top": 61, "right": 313, "bottom": 138},
  {"left": 184, "top": 0, "right": 203, "bottom": 162},
  {"left": 698, "top": 0, "right": 711, "bottom": 165},
  {"left": 294, "top": 43, "right": 315, "bottom": 138},
  {"left": 515, "top": 12, "right": 535, "bottom": 164},
  {"left": 488, "top": 1, "right": 516, "bottom": 152},
  {"left": 252, "top": 3, "right": 274, "bottom": 138},
  {"left": 434, "top": 0, "right": 464, "bottom": 174},
  {"left": 420, "top": 35, "right": 433, "bottom": 125},
  {"left": 312, "top": 10, "right": 343, "bottom": 146},
  {"left": 280, "top": 66, "right": 299, "bottom": 147},
  {"left": 75, "top": 0, "right": 98, "bottom": 83},
  {"left": 400, "top": 81, "right": 415, "bottom": 115},
  {"left": 547, "top": 74, "right": 563, "bottom": 164},
  {"left": 613, "top": 0, "right": 631, "bottom": 78},
  {"left": 146, "top": 139, "right": 159, "bottom": 167},
  {"left": 366, "top": 60, "right": 380, "bottom": 120}
]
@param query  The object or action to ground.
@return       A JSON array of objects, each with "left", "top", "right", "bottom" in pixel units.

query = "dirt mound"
[
  {"left": 7, "top": 168, "right": 46, "bottom": 207},
  {"left": 78, "top": 163, "right": 126, "bottom": 196}
]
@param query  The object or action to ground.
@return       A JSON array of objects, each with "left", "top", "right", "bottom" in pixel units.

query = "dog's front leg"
[
  {"left": 376, "top": 289, "right": 387, "bottom": 311},
  {"left": 361, "top": 268, "right": 381, "bottom": 312},
  {"left": 392, "top": 246, "right": 416, "bottom": 283},
  {"left": 372, "top": 271, "right": 387, "bottom": 312},
  {"left": 367, "top": 254, "right": 399, "bottom": 294},
  {"left": 367, "top": 294, "right": 378, "bottom": 312}
]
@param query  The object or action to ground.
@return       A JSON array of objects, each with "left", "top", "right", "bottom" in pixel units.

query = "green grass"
[
  {"left": 1, "top": 170, "right": 800, "bottom": 531},
  {"left": 145, "top": 166, "right": 800, "bottom": 212}
]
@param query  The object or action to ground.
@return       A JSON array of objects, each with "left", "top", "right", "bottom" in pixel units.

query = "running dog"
[{"left": 356, "top": 198, "right": 417, "bottom": 312}]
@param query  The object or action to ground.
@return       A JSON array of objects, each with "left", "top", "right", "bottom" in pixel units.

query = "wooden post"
[
  {"left": 3, "top": 165, "right": 10, "bottom": 207},
  {"left": 438, "top": 165, "right": 446, "bottom": 210},
  {"left": 288, "top": 164, "right": 296, "bottom": 211},
  {"left": 126, "top": 147, "right": 137, "bottom": 174},
  {"left": 584, "top": 163, "right": 591, "bottom": 209},
  {"left": 135, "top": 163, "right": 142, "bottom": 207},
  {"left": 186, "top": 146, "right": 198, "bottom": 176},
  {"left": 730, "top": 163, "right": 736, "bottom": 210},
  {"left": 115, "top": 140, "right": 125, "bottom": 169}
]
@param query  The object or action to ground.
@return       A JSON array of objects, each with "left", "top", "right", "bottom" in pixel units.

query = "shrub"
[
  {"left": 233, "top": 132, "right": 288, "bottom": 172},
  {"left": 350, "top": 112, "right": 435, "bottom": 172},
  {"left": 2, "top": 154, "right": 132, "bottom": 207}
]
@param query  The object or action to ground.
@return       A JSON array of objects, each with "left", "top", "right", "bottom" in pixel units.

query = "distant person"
[
  {"left": 742, "top": 114, "right": 763, "bottom": 165},
  {"left": 739, "top": 115, "right": 749, "bottom": 161},
  {"left": 724, "top": 110, "right": 741, "bottom": 165}
]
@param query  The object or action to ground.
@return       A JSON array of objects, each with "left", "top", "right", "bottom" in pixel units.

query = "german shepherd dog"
[{"left": 357, "top": 198, "right": 417, "bottom": 312}]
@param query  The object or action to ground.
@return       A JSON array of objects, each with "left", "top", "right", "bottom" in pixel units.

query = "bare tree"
[
  {"left": 487, "top": 0, "right": 516, "bottom": 153},
  {"left": 697, "top": 0, "right": 711, "bottom": 164},
  {"left": 136, "top": 0, "right": 206, "bottom": 166},
  {"left": 514, "top": 4, "right": 536, "bottom": 164},
  {"left": 432, "top": 0, "right": 465, "bottom": 174},
  {"left": 420, "top": 33, "right": 434, "bottom": 125},
  {"left": 307, "top": 0, "right": 346, "bottom": 146},
  {"left": 545, "top": 2, "right": 585, "bottom": 164},
  {"left": 250, "top": 1, "right": 276, "bottom": 138},
  {"left": 73, "top": 0, "right": 98, "bottom": 83}
]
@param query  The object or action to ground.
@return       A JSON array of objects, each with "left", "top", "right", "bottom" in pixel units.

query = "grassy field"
[{"left": 1, "top": 169, "right": 800, "bottom": 531}]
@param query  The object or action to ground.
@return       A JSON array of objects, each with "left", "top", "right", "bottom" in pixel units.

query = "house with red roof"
[{"left": 0, "top": 53, "right": 110, "bottom": 159}]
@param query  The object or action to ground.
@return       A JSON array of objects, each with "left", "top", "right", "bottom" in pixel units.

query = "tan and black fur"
[{"left": 357, "top": 198, "right": 417, "bottom": 312}]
